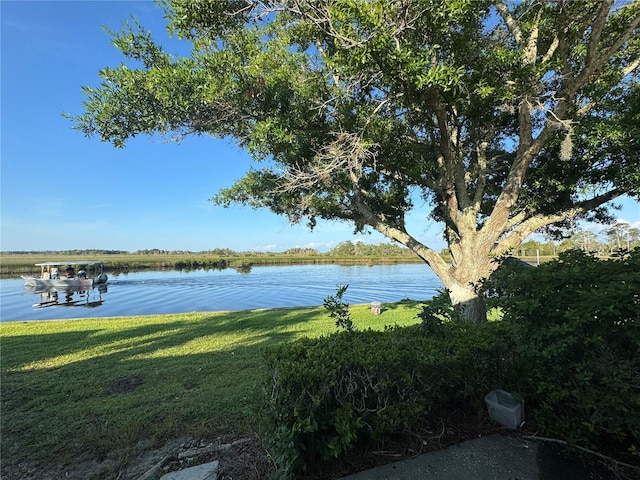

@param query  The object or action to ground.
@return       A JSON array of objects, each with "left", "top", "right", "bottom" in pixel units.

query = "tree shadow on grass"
[
  {"left": 1, "top": 307, "right": 323, "bottom": 371},
  {"left": 378, "top": 298, "right": 426, "bottom": 312},
  {"left": 367, "top": 298, "right": 427, "bottom": 318},
  {"left": 0, "top": 307, "right": 325, "bottom": 477}
]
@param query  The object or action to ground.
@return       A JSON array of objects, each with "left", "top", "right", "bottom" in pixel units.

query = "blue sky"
[{"left": 1, "top": 1, "right": 638, "bottom": 253}]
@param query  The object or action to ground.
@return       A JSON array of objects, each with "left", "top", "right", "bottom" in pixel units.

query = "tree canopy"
[{"left": 70, "top": 0, "right": 640, "bottom": 321}]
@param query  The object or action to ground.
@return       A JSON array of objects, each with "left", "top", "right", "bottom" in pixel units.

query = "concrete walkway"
[
  {"left": 148, "top": 434, "right": 625, "bottom": 480},
  {"left": 341, "top": 435, "right": 618, "bottom": 480},
  {"left": 159, "top": 461, "right": 218, "bottom": 480}
]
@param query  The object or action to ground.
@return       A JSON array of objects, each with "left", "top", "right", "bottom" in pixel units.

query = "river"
[{"left": 0, "top": 263, "right": 442, "bottom": 322}]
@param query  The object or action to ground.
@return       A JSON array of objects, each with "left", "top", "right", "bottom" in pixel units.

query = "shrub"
[
  {"left": 488, "top": 248, "right": 640, "bottom": 456},
  {"left": 417, "top": 289, "right": 461, "bottom": 334},
  {"left": 323, "top": 285, "right": 354, "bottom": 332},
  {"left": 262, "top": 322, "right": 516, "bottom": 477}
]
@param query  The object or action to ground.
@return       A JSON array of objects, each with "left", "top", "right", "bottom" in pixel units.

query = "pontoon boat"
[{"left": 21, "top": 261, "right": 108, "bottom": 289}]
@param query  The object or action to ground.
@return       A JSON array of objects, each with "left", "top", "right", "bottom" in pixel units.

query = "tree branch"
[
  {"left": 434, "top": 102, "right": 469, "bottom": 219},
  {"left": 576, "top": 57, "right": 640, "bottom": 116},
  {"left": 523, "top": 6, "right": 543, "bottom": 65},
  {"left": 471, "top": 140, "right": 489, "bottom": 214},
  {"left": 352, "top": 192, "right": 453, "bottom": 281},
  {"left": 574, "top": 2, "right": 639, "bottom": 91},
  {"left": 482, "top": 124, "right": 556, "bottom": 243},
  {"left": 584, "top": 0, "right": 615, "bottom": 72},
  {"left": 541, "top": 35, "right": 559, "bottom": 65},
  {"left": 486, "top": 0, "right": 635, "bottom": 233},
  {"left": 507, "top": 210, "right": 528, "bottom": 231},
  {"left": 494, "top": 1, "right": 522, "bottom": 45},
  {"left": 277, "top": 131, "right": 373, "bottom": 194},
  {"left": 601, "top": 9, "right": 640, "bottom": 65},
  {"left": 495, "top": 188, "right": 625, "bottom": 253},
  {"left": 547, "top": 3, "right": 639, "bottom": 134}
]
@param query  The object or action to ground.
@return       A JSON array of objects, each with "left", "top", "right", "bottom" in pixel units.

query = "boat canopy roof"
[{"left": 35, "top": 261, "right": 105, "bottom": 266}]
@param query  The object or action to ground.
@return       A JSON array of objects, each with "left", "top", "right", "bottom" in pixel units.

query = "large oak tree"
[{"left": 71, "top": 0, "right": 640, "bottom": 321}]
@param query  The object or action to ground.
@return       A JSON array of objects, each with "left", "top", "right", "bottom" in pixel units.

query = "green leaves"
[
  {"left": 69, "top": 0, "right": 640, "bottom": 323},
  {"left": 107, "top": 18, "right": 172, "bottom": 69},
  {"left": 262, "top": 322, "right": 516, "bottom": 474},
  {"left": 488, "top": 249, "right": 640, "bottom": 453},
  {"left": 323, "top": 285, "right": 354, "bottom": 332}
]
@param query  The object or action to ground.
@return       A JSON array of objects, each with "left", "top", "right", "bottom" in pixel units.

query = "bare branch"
[
  {"left": 277, "top": 131, "right": 375, "bottom": 195},
  {"left": 541, "top": 35, "right": 559, "bottom": 64},
  {"left": 523, "top": 6, "right": 543, "bottom": 65},
  {"left": 494, "top": 1, "right": 522, "bottom": 45},
  {"left": 287, "top": 0, "right": 373, "bottom": 49}
]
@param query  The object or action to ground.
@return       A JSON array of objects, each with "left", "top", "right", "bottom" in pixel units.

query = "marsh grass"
[
  {"left": 0, "top": 252, "right": 423, "bottom": 275},
  {"left": 0, "top": 301, "right": 423, "bottom": 476}
]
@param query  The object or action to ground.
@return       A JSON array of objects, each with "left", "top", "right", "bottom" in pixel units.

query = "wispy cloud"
[
  {"left": 618, "top": 219, "right": 640, "bottom": 229},
  {"left": 252, "top": 244, "right": 278, "bottom": 252},
  {"left": 300, "top": 241, "right": 337, "bottom": 250}
]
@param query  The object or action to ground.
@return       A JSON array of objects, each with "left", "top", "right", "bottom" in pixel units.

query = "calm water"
[{"left": 0, "top": 264, "right": 442, "bottom": 322}]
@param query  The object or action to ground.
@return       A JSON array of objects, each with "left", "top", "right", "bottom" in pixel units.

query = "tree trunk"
[
  {"left": 447, "top": 282, "right": 488, "bottom": 323},
  {"left": 370, "top": 219, "right": 493, "bottom": 323}
]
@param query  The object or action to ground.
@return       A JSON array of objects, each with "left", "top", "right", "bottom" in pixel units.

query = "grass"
[{"left": 0, "top": 300, "right": 424, "bottom": 477}]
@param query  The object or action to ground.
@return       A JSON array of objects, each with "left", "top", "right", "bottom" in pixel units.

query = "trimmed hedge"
[
  {"left": 488, "top": 248, "right": 640, "bottom": 457},
  {"left": 262, "top": 322, "right": 517, "bottom": 476}
]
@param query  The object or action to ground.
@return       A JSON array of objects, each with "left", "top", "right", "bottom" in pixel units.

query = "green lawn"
[{"left": 0, "top": 301, "right": 423, "bottom": 477}]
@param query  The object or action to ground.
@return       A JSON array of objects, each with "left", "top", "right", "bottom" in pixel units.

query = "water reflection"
[
  {"left": 25, "top": 284, "right": 108, "bottom": 310},
  {"left": 234, "top": 263, "right": 253, "bottom": 274}
]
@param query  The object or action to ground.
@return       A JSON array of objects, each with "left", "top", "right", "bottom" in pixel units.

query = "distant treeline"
[
  {"left": 0, "top": 242, "right": 428, "bottom": 275},
  {"left": 2, "top": 241, "right": 419, "bottom": 258},
  {"left": 2, "top": 249, "right": 130, "bottom": 255}
]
